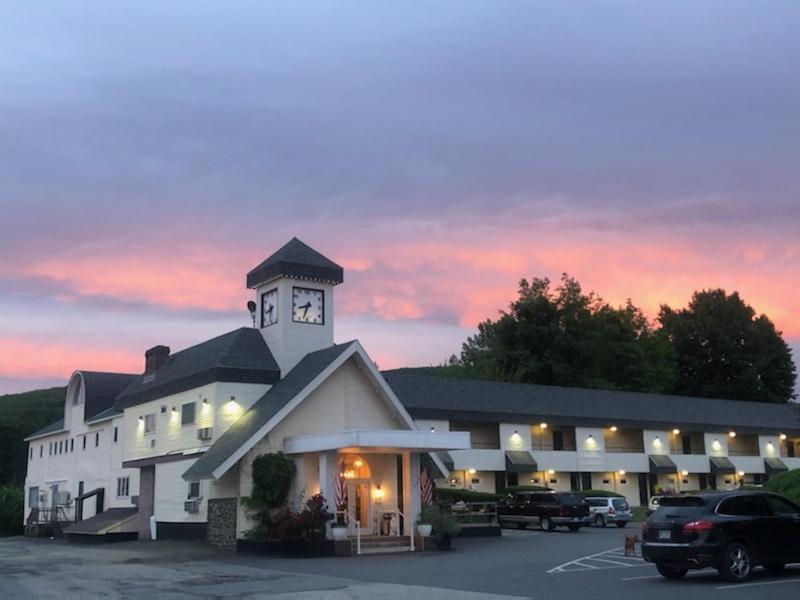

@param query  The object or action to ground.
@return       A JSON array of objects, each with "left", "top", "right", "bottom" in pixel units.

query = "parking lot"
[{"left": 2, "top": 527, "right": 799, "bottom": 599}]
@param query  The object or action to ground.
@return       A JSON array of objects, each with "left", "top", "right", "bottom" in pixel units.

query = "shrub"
[
  {"left": 763, "top": 469, "right": 800, "bottom": 504},
  {"left": 425, "top": 504, "right": 461, "bottom": 546},
  {"left": 242, "top": 452, "right": 297, "bottom": 539},
  {"left": 257, "top": 494, "right": 331, "bottom": 542},
  {"left": 435, "top": 488, "right": 504, "bottom": 503},
  {"left": 503, "top": 485, "right": 552, "bottom": 495},
  {"left": 0, "top": 485, "right": 23, "bottom": 537}
]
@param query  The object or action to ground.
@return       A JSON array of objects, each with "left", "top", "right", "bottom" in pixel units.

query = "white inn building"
[{"left": 23, "top": 238, "right": 800, "bottom": 546}]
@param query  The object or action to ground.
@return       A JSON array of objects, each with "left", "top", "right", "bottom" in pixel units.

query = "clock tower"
[{"left": 246, "top": 238, "right": 344, "bottom": 375}]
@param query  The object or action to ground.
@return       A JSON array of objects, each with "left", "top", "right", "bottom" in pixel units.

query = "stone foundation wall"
[{"left": 207, "top": 498, "right": 238, "bottom": 548}]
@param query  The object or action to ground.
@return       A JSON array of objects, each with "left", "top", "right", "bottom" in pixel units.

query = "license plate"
[{"left": 658, "top": 529, "right": 671, "bottom": 540}]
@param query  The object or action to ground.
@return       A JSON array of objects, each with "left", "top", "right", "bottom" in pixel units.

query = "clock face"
[
  {"left": 260, "top": 288, "right": 278, "bottom": 328},
  {"left": 292, "top": 287, "right": 324, "bottom": 324}
]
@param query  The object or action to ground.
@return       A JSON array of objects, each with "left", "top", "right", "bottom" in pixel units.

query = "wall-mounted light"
[
  {"left": 779, "top": 433, "right": 787, "bottom": 441},
  {"left": 468, "top": 468, "right": 477, "bottom": 475},
  {"left": 171, "top": 406, "right": 177, "bottom": 413},
  {"left": 618, "top": 470, "right": 626, "bottom": 476},
  {"left": 712, "top": 439, "right": 721, "bottom": 451},
  {"left": 681, "top": 470, "right": 689, "bottom": 477},
  {"left": 728, "top": 431, "right": 737, "bottom": 438},
  {"left": 610, "top": 426, "right": 618, "bottom": 432},
  {"left": 766, "top": 442, "right": 775, "bottom": 450},
  {"left": 737, "top": 470, "right": 745, "bottom": 477},
  {"left": 354, "top": 459, "right": 363, "bottom": 468},
  {"left": 588, "top": 434, "right": 593, "bottom": 439},
  {"left": 374, "top": 484, "right": 383, "bottom": 500},
  {"left": 202, "top": 398, "right": 208, "bottom": 404},
  {"left": 430, "top": 426, "right": 435, "bottom": 433},
  {"left": 672, "top": 429, "right": 681, "bottom": 435},
  {"left": 547, "top": 469, "right": 555, "bottom": 475},
  {"left": 539, "top": 422, "right": 548, "bottom": 430},
  {"left": 138, "top": 416, "right": 143, "bottom": 422}
]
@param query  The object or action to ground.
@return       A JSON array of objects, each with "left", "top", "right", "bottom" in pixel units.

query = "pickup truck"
[{"left": 498, "top": 491, "right": 590, "bottom": 531}]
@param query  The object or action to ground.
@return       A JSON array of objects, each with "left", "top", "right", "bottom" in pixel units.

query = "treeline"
[{"left": 443, "top": 275, "right": 796, "bottom": 403}]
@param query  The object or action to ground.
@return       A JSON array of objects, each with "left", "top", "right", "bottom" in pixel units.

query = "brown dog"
[{"left": 624, "top": 534, "right": 639, "bottom": 556}]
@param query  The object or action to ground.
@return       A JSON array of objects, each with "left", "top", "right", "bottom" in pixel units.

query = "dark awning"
[
  {"left": 649, "top": 455, "right": 677, "bottom": 474},
  {"left": 505, "top": 451, "right": 538, "bottom": 473},
  {"left": 765, "top": 457, "right": 789, "bottom": 474},
  {"left": 710, "top": 456, "right": 736, "bottom": 474}
]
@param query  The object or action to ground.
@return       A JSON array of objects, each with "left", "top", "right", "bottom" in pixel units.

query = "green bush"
[
  {"left": 503, "top": 485, "right": 552, "bottom": 495},
  {"left": 242, "top": 452, "right": 297, "bottom": 539},
  {"left": 763, "top": 469, "right": 800, "bottom": 504},
  {"left": 0, "top": 485, "right": 23, "bottom": 536},
  {"left": 435, "top": 488, "right": 504, "bottom": 503}
]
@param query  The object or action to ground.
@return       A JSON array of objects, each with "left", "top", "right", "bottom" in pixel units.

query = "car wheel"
[
  {"left": 656, "top": 564, "right": 688, "bottom": 579},
  {"left": 764, "top": 562, "right": 785, "bottom": 573},
  {"left": 516, "top": 522, "right": 527, "bottom": 530},
  {"left": 540, "top": 517, "right": 554, "bottom": 531},
  {"left": 616, "top": 521, "right": 627, "bottom": 528},
  {"left": 567, "top": 524, "right": 581, "bottom": 532},
  {"left": 719, "top": 542, "right": 753, "bottom": 582},
  {"left": 594, "top": 514, "right": 606, "bottom": 528}
]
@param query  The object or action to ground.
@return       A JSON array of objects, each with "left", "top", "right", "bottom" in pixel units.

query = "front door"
[
  {"left": 28, "top": 487, "right": 39, "bottom": 511},
  {"left": 346, "top": 480, "right": 372, "bottom": 534}
]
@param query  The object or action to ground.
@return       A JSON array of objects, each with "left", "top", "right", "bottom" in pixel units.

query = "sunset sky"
[{"left": 1, "top": 2, "right": 798, "bottom": 395}]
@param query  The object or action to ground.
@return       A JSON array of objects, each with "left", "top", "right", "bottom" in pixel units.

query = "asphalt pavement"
[{"left": 1, "top": 526, "right": 799, "bottom": 599}]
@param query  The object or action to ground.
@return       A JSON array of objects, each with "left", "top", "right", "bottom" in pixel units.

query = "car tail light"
[
  {"left": 608, "top": 507, "right": 616, "bottom": 515},
  {"left": 682, "top": 520, "right": 714, "bottom": 534}
]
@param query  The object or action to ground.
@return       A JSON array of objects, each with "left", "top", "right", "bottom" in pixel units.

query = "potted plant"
[
  {"left": 331, "top": 518, "right": 348, "bottom": 541},
  {"left": 417, "top": 505, "right": 435, "bottom": 537},
  {"left": 428, "top": 505, "right": 461, "bottom": 550}
]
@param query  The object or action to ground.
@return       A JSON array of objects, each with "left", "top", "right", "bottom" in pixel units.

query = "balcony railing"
[
  {"left": 530, "top": 444, "right": 578, "bottom": 452},
  {"left": 605, "top": 446, "right": 645, "bottom": 453},
  {"left": 470, "top": 442, "right": 501, "bottom": 450},
  {"left": 728, "top": 449, "right": 760, "bottom": 457},
  {"left": 26, "top": 506, "right": 74, "bottom": 524},
  {"left": 669, "top": 449, "right": 707, "bottom": 455}
]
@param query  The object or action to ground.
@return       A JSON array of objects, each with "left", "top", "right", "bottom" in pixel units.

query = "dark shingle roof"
[
  {"left": 26, "top": 419, "right": 66, "bottom": 440},
  {"left": 81, "top": 372, "right": 138, "bottom": 421},
  {"left": 382, "top": 370, "right": 800, "bottom": 435},
  {"left": 116, "top": 328, "right": 281, "bottom": 409},
  {"left": 246, "top": 237, "right": 344, "bottom": 288},
  {"left": 183, "top": 341, "right": 356, "bottom": 480}
]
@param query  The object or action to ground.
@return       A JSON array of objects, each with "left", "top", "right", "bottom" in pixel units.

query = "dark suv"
[
  {"left": 641, "top": 491, "right": 800, "bottom": 581},
  {"left": 498, "top": 491, "right": 590, "bottom": 531}
]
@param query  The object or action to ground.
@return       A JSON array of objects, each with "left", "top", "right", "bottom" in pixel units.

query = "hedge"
[
  {"left": 0, "top": 485, "right": 23, "bottom": 536},
  {"left": 572, "top": 489, "right": 625, "bottom": 498},
  {"left": 503, "top": 485, "right": 552, "bottom": 494},
  {"left": 763, "top": 468, "right": 800, "bottom": 504},
  {"left": 435, "top": 488, "right": 504, "bottom": 503}
]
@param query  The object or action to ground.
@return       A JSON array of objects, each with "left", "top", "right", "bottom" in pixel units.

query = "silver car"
[{"left": 586, "top": 497, "right": 632, "bottom": 528}]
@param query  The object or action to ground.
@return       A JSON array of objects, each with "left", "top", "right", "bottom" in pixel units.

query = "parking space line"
[
  {"left": 547, "top": 547, "right": 651, "bottom": 574},
  {"left": 716, "top": 577, "right": 800, "bottom": 590},
  {"left": 620, "top": 575, "right": 661, "bottom": 581}
]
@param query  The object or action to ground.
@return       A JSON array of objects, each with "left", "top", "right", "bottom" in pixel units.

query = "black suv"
[
  {"left": 498, "top": 491, "right": 590, "bottom": 531},
  {"left": 641, "top": 491, "right": 800, "bottom": 581}
]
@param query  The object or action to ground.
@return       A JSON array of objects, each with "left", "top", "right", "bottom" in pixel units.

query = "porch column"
[
  {"left": 401, "top": 451, "right": 421, "bottom": 536},
  {"left": 318, "top": 452, "right": 338, "bottom": 508}
]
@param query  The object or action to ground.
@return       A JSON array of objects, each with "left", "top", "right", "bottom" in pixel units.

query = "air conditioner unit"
[
  {"left": 197, "top": 427, "right": 213, "bottom": 441},
  {"left": 184, "top": 500, "right": 200, "bottom": 513},
  {"left": 38, "top": 492, "right": 47, "bottom": 504},
  {"left": 58, "top": 491, "right": 71, "bottom": 505}
]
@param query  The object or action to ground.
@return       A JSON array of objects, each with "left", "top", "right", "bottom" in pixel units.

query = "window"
[
  {"left": 70, "top": 439, "right": 74, "bottom": 452},
  {"left": 160, "top": 405, "right": 167, "bottom": 414},
  {"left": 718, "top": 495, "right": 767, "bottom": 516},
  {"left": 552, "top": 430, "right": 564, "bottom": 451},
  {"left": 28, "top": 487, "right": 39, "bottom": 509},
  {"left": 764, "top": 495, "right": 799, "bottom": 517},
  {"left": 116, "top": 477, "right": 130, "bottom": 498},
  {"left": 95, "top": 432, "right": 100, "bottom": 447},
  {"left": 29, "top": 447, "right": 32, "bottom": 460},
  {"left": 71, "top": 377, "right": 83, "bottom": 406},
  {"left": 58, "top": 441, "right": 63, "bottom": 454},
  {"left": 144, "top": 413, "right": 156, "bottom": 434},
  {"left": 188, "top": 481, "right": 201, "bottom": 499},
  {"left": 48, "top": 443, "right": 52, "bottom": 456},
  {"left": 82, "top": 436, "right": 87, "bottom": 450},
  {"left": 39, "top": 445, "right": 43, "bottom": 458},
  {"left": 181, "top": 402, "right": 196, "bottom": 426},
  {"left": 114, "top": 427, "right": 118, "bottom": 443}
]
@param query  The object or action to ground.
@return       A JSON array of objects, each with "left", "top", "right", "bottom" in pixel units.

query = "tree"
[
  {"left": 658, "top": 289, "right": 796, "bottom": 403},
  {"left": 459, "top": 274, "right": 674, "bottom": 393}
]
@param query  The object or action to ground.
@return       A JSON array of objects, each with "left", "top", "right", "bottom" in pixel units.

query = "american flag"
[
  {"left": 334, "top": 471, "right": 347, "bottom": 512},
  {"left": 420, "top": 468, "right": 434, "bottom": 506}
]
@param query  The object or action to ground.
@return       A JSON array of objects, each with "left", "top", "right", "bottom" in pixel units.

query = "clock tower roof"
[{"left": 246, "top": 237, "right": 344, "bottom": 289}]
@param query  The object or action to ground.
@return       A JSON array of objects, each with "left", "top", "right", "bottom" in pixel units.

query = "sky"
[{"left": 0, "top": 1, "right": 798, "bottom": 395}]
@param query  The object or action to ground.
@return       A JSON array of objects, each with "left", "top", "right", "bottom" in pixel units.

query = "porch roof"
[{"left": 283, "top": 428, "right": 471, "bottom": 454}]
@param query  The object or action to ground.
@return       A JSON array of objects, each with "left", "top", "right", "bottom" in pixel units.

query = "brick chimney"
[{"left": 144, "top": 345, "right": 170, "bottom": 375}]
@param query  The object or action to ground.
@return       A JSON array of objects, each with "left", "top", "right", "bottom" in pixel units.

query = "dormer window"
[{"left": 71, "top": 377, "right": 83, "bottom": 406}]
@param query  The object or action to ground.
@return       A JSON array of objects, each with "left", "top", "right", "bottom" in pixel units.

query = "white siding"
[{"left": 154, "top": 459, "right": 207, "bottom": 523}]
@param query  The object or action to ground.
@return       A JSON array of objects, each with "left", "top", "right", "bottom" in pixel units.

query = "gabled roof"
[
  {"left": 116, "top": 328, "right": 281, "bottom": 409},
  {"left": 382, "top": 370, "right": 800, "bottom": 435},
  {"left": 81, "top": 372, "right": 138, "bottom": 421},
  {"left": 25, "top": 419, "right": 66, "bottom": 441},
  {"left": 246, "top": 237, "right": 344, "bottom": 288},
  {"left": 183, "top": 341, "right": 357, "bottom": 481}
]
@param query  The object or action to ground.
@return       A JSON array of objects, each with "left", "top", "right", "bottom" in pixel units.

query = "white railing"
[
  {"left": 394, "top": 509, "right": 415, "bottom": 552},
  {"left": 336, "top": 510, "right": 361, "bottom": 555}
]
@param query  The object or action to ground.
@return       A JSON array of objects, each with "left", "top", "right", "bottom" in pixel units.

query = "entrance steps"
[{"left": 352, "top": 535, "right": 413, "bottom": 555}]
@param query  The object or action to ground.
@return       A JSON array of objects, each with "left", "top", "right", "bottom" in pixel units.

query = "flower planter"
[
  {"left": 417, "top": 523, "right": 432, "bottom": 537},
  {"left": 331, "top": 525, "right": 348, "bottom": 541},
  {"left": 236, "top": 538, "right": 337, "bottom": 557}
]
